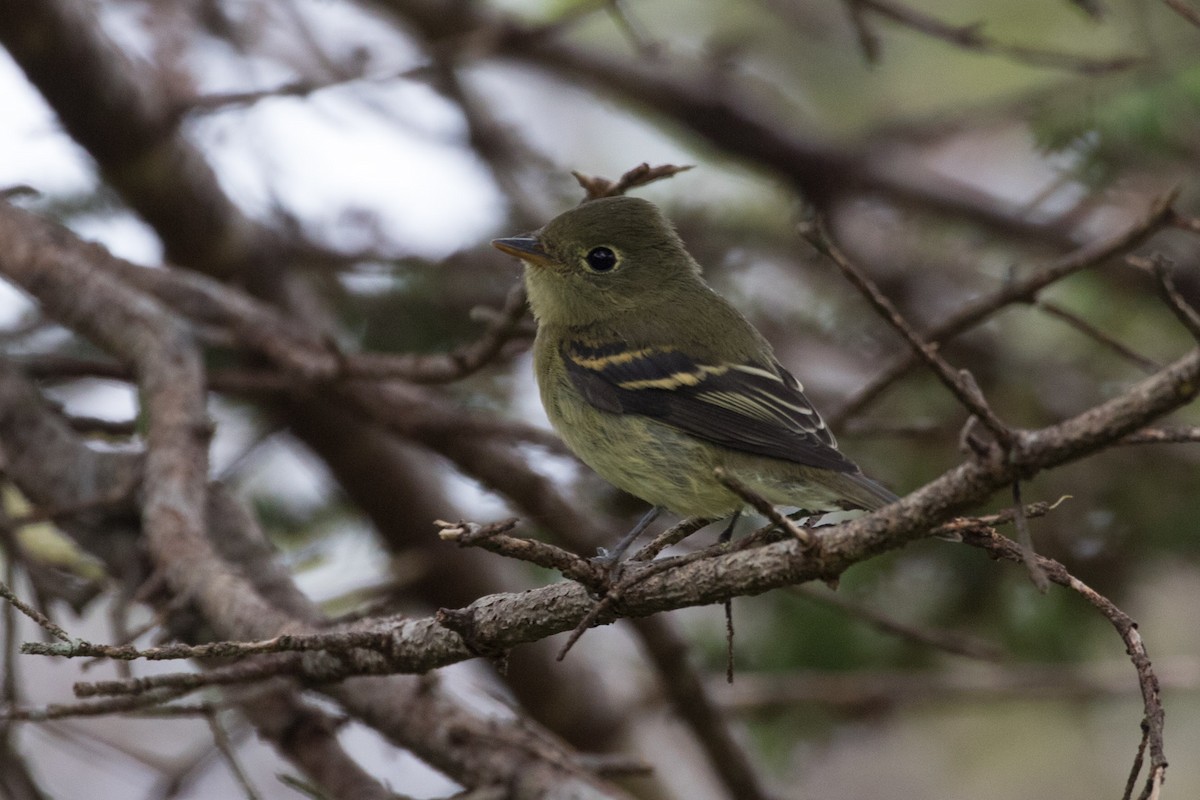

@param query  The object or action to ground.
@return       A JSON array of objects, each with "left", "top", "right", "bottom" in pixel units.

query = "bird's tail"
[{"left": 840, "top": 471, "right": 900, "bottom": 511}]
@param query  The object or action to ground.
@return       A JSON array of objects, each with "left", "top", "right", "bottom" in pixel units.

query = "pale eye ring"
[{"left": 585, "top": 246, "right": 618, "bottom": 272}]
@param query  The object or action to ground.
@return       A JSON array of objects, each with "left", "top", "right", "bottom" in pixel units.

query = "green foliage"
[{"left": 1032, "top": 65, "right": 1200, "bottom": 184}]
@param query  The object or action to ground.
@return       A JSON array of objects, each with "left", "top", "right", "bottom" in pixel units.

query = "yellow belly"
[{"left": 539, "top": 357, "right": 849, "bottom": 518}]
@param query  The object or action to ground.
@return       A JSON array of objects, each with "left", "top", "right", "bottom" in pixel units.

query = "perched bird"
[{"left": 492, "top": 195, "right": 896, "bottom": 557}]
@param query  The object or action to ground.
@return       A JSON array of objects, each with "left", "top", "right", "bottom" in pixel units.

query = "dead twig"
[
  {"left": 1011, "top": 481, "right": 1050, "bottom": 592},
  {"left": 1035, "top": 299, "right": 1161, "bottom": 373},
  {"left": 850, "top": 0, "right": 1139, "bottom": 73},
  {"left": 22, "top": 628, "right": 393, "bottom": 665},
  {"left": 0, "top": 580, "right": 71, "bottom": 642},
  {"left": 5, "top": 482, "right": 138, "bottom": 530},
  {"left": 169, "top": 63, "right": 437, "bottom": 123},
  {"left": 832, "top": 189, "right": 1178, "bottom": 426},
  {"left": 631, "top": 516, "right": 716, "bottom": 561},
  {"left": 1119, "top": 425, "right": 1200, "bottom": 445},
  {"left": 204, "top": 708, "right": 263, "bottom": 800},
  {"left": 339, "top": 282, "right": 533, "bottom": 383},
  {"left": 791, "top": 585, "right": 1005, "bottom": 661},
  {"left": 572, "top": 162, "right": 694, "bottom": 201},
  {"left": 958, "top": 526, "right": 1166, "bottom": 800},
  {"left": 555, "top": 547, "right": 716, "bottom": 661},
  {"left": 842, "top": 0, "right": 883, "bottom": 62},
  {"left": 801, "top": 216, "right": 1014, "bottom": 448},
  {"left": 713, "top": 468, "right": 814, "bottom": 546},
  {"left": 1, "top": 687, "right": 193, "bottom": 722},
  {"left": 932, "top": 496, "right": 1071, "bottom": 536},
  {"left": 716, "top": 657, "right": 1200, "bottom": 710},
  {"left": 1128, "top": 253, "right": 1200, "bottom": 343},
  {"left": 435, "top": 518, "right": 603, "bottom": 587}
]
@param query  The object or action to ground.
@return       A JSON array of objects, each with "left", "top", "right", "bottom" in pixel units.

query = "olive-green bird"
[{"left": 493, "top": 195, "right": 897, "bottom": 557}]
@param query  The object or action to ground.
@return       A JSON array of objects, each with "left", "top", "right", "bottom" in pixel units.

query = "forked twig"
[
  {"left": 573, "top": 162, "right": 694, "bottom": 200},
  {"left": 831, "top": 190, "right": 1178, "bottom": 425},
  {"left": 802, "top": 217, "right": 1014, "bottom": 448},
  {"left": 959, "top": 526, "right": 1166, "bottom": 800},
  {"left": 1129, "top": 253, "right": 1200, "bottom": 343},
  {"left": 435, "top": 518, "right": 604, "bottom": 587}
]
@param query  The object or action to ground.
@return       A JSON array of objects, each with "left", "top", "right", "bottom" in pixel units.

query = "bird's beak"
[{"left": 491, "top": 236, "right": 553, "bottom": 267}]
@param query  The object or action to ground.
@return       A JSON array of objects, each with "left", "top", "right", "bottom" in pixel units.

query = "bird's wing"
[{"left": 561, "top": 339, "right": 858, "bottom": 474}]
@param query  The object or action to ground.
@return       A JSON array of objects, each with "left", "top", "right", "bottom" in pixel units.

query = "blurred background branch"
[{"left": 0, "top": 1, "right": 1198, "bottom": 798}]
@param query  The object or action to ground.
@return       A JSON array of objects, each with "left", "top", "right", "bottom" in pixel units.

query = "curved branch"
[
  {"left": 53, "top": 342, "right": 1199, "bottom": 685},
  {"left": 0, "top": 214, "right": 631, "bottom": 799}
]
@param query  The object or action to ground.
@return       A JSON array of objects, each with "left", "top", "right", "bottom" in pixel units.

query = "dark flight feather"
[{"left": 562, "top": 340, "right": 859, "bottom": 474}]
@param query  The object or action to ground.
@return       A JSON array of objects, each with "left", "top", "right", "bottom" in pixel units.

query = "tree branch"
[
  {"left": 44, "top": 338, "right": 1196, "bottom": 691},
  {"left": 831, "top": 189, "right": 1178, "bottom": 425}
]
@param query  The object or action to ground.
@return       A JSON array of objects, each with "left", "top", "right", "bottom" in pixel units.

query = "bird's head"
[{"left": 492, "top": 196, "right": 699, "bottom": 327}]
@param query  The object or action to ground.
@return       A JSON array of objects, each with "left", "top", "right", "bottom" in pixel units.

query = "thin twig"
[
  {"left": 842, "top": 419, "right": 950, "bottom": 438},
  {"left": 0, "top": 580, "right": 71, "bottom": 642},
  {"left": 2, "top": 555, "right": 18, "bottom": 710},
  {"left": 1129, "top": 253, "right": 1200, "bottom": 343},
  {"left": 831, "top": 189, "right": 1178, "bottom": 426},
  {"left": 554, "top": 563, "right": 672, "bottom": 661},
  {"left": 204, "top": 709, "right": 263, "bottom": 800},
  {"left": 572, "top": 162, "right": 694, "bottom": 200},
  {"left": 556, "top": 521, "right": 801, "bottom": 663},
  {"left": 556, "top": 543, "right": 736, "bottom": 661},
  {"left": 1011, "top": 481, "right": 1050, "bottom": 592},
  {"left": 5, "top": 482, "right": 138, "bottom": 530},
  {"left": 852, "top": 0, "right": 1139, "bottom": 73},
  {"left": 1035, "top": 299, "right": 1161, "bottom": 373},
  {"left": 1119, "top": 425, "right": 1200, "bottom": 445},
  {"left": 933, "top": 496, "right": 1071, "bottom": 537},
  {"left": 716, "top": 656, "right": 1200, "bottom": 710},
  {"left": 342, "top": 283, "right": 533, "bottom": 383},
  {"left": 603, "top": 0, "right": 660, "bottom": 56},
  {"left": 65, "top": 414, "right": 140, "bottom": 437},
  {"left": 791, "top": 586, "right": 1005, "bottom": 661},
  {"left": 631, "top": 516, "right": 716, "bottom": 561},
  {"left": 435, "top": 518, "right": 603, "bottom": 587},
  {"left": 802, "top": 216, "right": 1014, "bottom": 447},
  {"left": 71, "top": 658, "right": 296, "bottom": 699},
  {"left": 23, "top": 628, "right": 393, "bottom": 664},
  {"left": 1169, "top": 209, "right": 1200, "bottom": 233},
  {"left": 169, "top": 63, "right": 435, "bottom": 122},
  {"left": 959, "top": 526, "right": 1167, "bottom": 800},
  {"left": 0, "top": 687, "right": 193, "bottom": 722},
  {"left": 576, "top": 753, "right": 654, "bottom": 778},
  {"left": 713, "top": 468, "right": 813, "bottom": 546},
  {"left": 1124, "top": 726, "right": 1151, "bottom": 800}
]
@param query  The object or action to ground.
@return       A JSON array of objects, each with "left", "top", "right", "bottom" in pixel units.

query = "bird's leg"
[
  {"left": 718, "top": 510, "right": 741, "bottom": 544},
  {"left": 594, "top": 506, "right": 662, "bottom": 566},
  {"left": 718, "top": 511, "right": 741, "bottom": 683}
]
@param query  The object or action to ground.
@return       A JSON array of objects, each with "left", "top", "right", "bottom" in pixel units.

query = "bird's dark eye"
[{"left": 585, "top": 246, "right": 618, "bottom": 273}]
